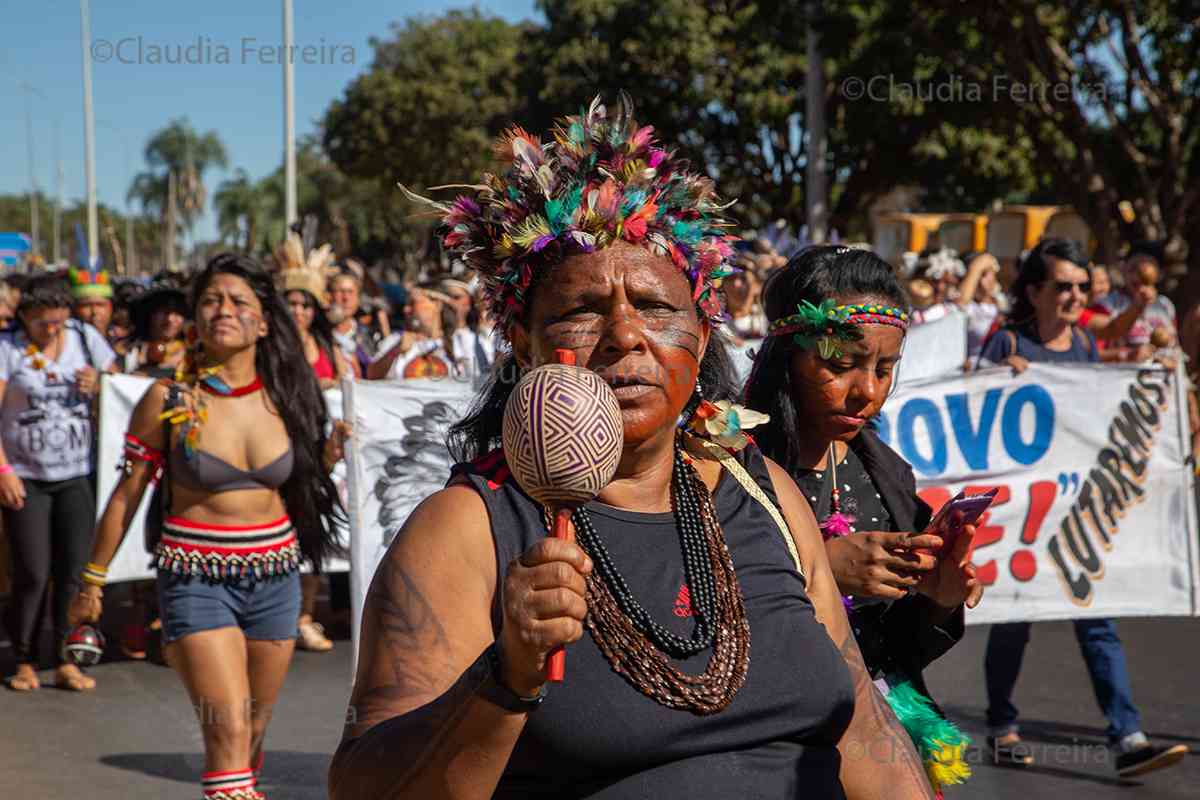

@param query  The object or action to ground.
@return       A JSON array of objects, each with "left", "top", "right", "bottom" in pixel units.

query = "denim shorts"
[{"left": 156, "top": 570, "right": 301, "bottom": 644}]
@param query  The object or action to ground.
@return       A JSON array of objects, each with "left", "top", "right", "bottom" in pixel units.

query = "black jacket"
[{"left": 802, "top": 427, "right": 965, "bottom": 703}]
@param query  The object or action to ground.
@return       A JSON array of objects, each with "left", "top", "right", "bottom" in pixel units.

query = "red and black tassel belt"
[{"left": 155, "top": 515, "right": 300, "bottom": 581}]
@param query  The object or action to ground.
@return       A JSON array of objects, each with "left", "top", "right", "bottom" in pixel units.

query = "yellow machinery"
[
  {"left": 937, "top": 214, "right": 988, "bottom": 255},
  {"left": 1044, "top": 208, "right": 1094, "bottom": 254},
  {"left": 873, "top": 213, "right": 947, "bottom": 267},
  {"left": 985, "top": 205, "right": 1062, "bottom": 268}
]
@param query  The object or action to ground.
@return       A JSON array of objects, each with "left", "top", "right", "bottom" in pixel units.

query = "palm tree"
[
  {"left": 214, "top": 168, "right": 264, "bottom": 254},
  {"left": 127, "top": 118, "right": 228, "bottom": 255}
]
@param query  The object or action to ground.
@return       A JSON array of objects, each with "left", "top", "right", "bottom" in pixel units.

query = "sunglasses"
[{"left": 1051, "top": 280, "right": 1090, "bottom": 295}]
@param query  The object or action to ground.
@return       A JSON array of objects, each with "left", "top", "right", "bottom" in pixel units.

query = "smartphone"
[{"left": 922, "top": 488, "right": 999, "bottom": 559}]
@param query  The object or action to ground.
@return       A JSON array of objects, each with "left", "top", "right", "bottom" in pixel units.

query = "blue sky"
[{"left": 0, "top": 1, "right": 540, "bottom": 243}]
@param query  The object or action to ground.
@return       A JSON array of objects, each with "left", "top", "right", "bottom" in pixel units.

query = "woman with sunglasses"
[
  {"left": 977, "top": 237, "right": 1187, "bottom": 777},
  {"left": 979, "top": 238, "right": 1099, "bottom": 372},
  {"left": 0, "top": 274, "right": 116, "bottom": 691}
]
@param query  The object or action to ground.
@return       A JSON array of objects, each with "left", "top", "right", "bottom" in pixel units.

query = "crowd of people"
[{"left": 0, "top": 94, "right": 1191, "bottom": 800}]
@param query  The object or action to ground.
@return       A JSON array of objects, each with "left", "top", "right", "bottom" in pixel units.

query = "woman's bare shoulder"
[{"left": 375, "top": 483, "right": 495, "bottom": 590}]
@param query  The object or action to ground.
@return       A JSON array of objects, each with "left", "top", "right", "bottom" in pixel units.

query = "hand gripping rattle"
[{"left": 502, "top": 350, "right": 623, "bottom": 681}]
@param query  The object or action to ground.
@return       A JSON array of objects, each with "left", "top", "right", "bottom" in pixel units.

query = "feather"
[
  {"left": 627, "top": 124, "right": 655, "bottom": 154},
  {"left": 884, "top": 680, "right": 972, "bottom": 788},
  {"left": 568, "top": 230, "right": 596, "bottom": 251},
  {"left": 595, "top": 179, "right": 621, "bottom": 220},
  {"left": 819, "top": 512, "right": 855, "bottom": 538},
  {"left": 397, "top": 183, "right": 452, "bottom": 214},
  {"left": 510, "top": 215, "right": 552, "bottom": 250}
]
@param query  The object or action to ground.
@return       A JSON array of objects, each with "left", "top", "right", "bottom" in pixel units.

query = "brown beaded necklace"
[{"left": 563, "top": 443, "right": 751, "bottom": 715}]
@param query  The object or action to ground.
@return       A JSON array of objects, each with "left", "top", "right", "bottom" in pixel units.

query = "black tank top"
[{"left": 454, "top": 444, "right": 855, "bottom": 799}]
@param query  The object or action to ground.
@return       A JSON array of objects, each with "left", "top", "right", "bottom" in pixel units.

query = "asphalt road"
[{"left": 4, "top": 615, "right": 1196, "bottom": 798}]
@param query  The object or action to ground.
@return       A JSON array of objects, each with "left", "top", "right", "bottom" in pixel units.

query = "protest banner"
[
  {"left": 896, "top": 306, "right": 968, "bottom": 386},
  {"left": 877, "top": 363, "right": 1200, "bottom": 624},
  {"left": 342, "top": 377, "right": 477, "bottom": 665}
]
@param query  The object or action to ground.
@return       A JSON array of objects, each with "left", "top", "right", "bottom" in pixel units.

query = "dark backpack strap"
[{"left": 69, "top": 320, "right": 96, "bottom": 369}]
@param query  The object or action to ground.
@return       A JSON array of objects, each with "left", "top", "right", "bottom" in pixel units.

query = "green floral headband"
[{"left": 767, "top": 300, "right": 910, "bottom": 359}]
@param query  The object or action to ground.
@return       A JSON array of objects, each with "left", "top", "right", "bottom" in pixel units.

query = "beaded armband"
[
  {"left": 121, "top": 433, "right": 165, "bottom": 481},
  {"left": 81, "top": 562, "right": 108, "bottom": 588}
]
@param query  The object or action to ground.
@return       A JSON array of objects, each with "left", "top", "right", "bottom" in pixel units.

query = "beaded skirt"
[{"left": 154, "top": 515, "right": 300, "bottom": 581}]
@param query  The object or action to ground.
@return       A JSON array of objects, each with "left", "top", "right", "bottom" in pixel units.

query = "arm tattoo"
[
  {"left": 332, "top": 557, "right": 490, "bottom": 798},
  {"left": 349, "top": 556, "right": 454, "bottom": 722},
  {"left": 332, "top": 651, "right": 491, "bottom": 799},
  {"left": 837, "top": 627, "right": 934, "bottom": 797}
]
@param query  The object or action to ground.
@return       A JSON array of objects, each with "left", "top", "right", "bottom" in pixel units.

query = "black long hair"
[
  {"left": 193, "top": 254, "right": 345, "bottom": 568},
  {"left": 743, "top": 245, "right": 909, "bottom": 475},
  {"left": 1007, "top": 237, "right": 1087, "bottom": 331},
  {"left": 286, "top": 288, "right": 338, "bottom": 371},
  {"left": 17, "top": 274, "right": 72, "bottom": 317},
  {"left": 446, "top": 264, "right": 741, "bottom": 463}
]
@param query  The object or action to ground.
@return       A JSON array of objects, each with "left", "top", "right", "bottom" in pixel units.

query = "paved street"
[{"left": 4, "top": 616, "right": 1196, "bottom": 798}]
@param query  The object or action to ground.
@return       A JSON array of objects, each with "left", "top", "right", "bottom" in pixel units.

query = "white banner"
[
  {"left": 896, "top": 306, "right": 968, "bottom": 386},
  {"left": 877, "top": 363, "right": 1200, "bottom": 624},
  {"left": 343, "top": 378, "right": 477, "bottom": 666},
  {"left": 97, "top": 374, "right": 350, "bottom": 583},
  {"left": 96, "top": 375, "right": 158, "bottom": 583}
]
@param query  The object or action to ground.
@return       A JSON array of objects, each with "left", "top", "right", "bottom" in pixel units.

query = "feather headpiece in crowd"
[
  {"left": 403, "top": 93, "right": 738, "bottom": 335},
  {"left": 902, "top": 247, "right": 965, "bottom": 281},
  {"left": 68, "top": 223, "right": 112, "bottom": 300},
  {"left": 274, "top": 230, "right": 338, "bottom": 307}
]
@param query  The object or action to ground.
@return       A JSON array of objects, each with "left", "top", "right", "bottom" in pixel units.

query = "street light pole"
[
  {"left": 80, "top": 0, "right": 99, "bottom": 267},
  {"left": 54, "top": 119, "right": 63, "bottom": 265},
  {"left": 283, "top": 0, "right": 297, "bottom": 229},
  {"left": 17, "top": 81, "right": 40, "bottom": 260}
]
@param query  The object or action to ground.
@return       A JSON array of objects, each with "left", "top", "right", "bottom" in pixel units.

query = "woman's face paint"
[
  {"left": 788, "top": 294, "right": 904, "bottom": 448},
  {"left": 197, "top": 273, "right": 267, "bottom": 354},
  {"left": 515, "top": 241, "right": 709, "bottom": 446}
]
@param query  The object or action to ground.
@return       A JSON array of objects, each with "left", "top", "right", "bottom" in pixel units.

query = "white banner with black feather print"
[{"left": 342, "top": 378, "right": 477, "bottom": 668}]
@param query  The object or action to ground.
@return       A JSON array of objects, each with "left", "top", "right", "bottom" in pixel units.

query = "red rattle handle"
[
  {"left": 545, "top": 347, "right": 577, "bottom": 683},
  {"left": 546, "top": 507, "right": 574, "bottom": 683}
]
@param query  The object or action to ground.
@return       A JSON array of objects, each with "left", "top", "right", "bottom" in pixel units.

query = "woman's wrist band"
[
  {"left": 0, "top": 463, "right": 13, "bottom": 475},
  {"left": 81, "top": 562, "right": 109, "bottom": 588}
]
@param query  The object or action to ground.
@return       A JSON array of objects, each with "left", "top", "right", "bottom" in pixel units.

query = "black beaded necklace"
[{"left": 570, "top": 447, "right": 719, "bottom": 658}]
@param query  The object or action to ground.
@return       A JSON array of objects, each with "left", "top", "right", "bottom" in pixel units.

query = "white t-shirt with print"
[
  {"left": 0, "top": 322, "right": 116, "bottom": 481},
  {"left": 372, "top": 333, "right": 461, "bottom": 381}
]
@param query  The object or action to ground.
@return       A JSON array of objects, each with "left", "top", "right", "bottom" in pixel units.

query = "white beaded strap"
[{"left": 684, "top": 434, "right": 806, "bottom": 583}]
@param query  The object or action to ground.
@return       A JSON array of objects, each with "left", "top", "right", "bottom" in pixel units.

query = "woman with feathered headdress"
[
  {"left": 330, "top": 94, "right": 940, "bottom": 800},
  {"left": 275, "top": 232, "right": 350, "bottom": 391}
]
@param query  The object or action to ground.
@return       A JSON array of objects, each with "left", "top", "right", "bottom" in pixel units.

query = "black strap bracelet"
[{"left": 477, "top": 642, "right": 546, "bottom": 713}]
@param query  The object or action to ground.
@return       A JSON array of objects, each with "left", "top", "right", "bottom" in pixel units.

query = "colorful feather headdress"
[
  {"left": 69, "top": 223, "right": 112, "bottom": 300},
  {"left": 274, "top": 230, "right": 338, "bottom": 307},
  {"left": 403, "top": 93, "right": 738, "bottom": 335}
]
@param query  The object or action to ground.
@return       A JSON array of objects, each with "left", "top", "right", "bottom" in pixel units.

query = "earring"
[{"left": 678, "top": 378, "right": 704, "bottom": 430}]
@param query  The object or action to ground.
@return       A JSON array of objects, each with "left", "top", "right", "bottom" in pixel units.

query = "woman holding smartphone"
[{"left": 743, "top": 245, "right": 983, "bottom": 792}]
